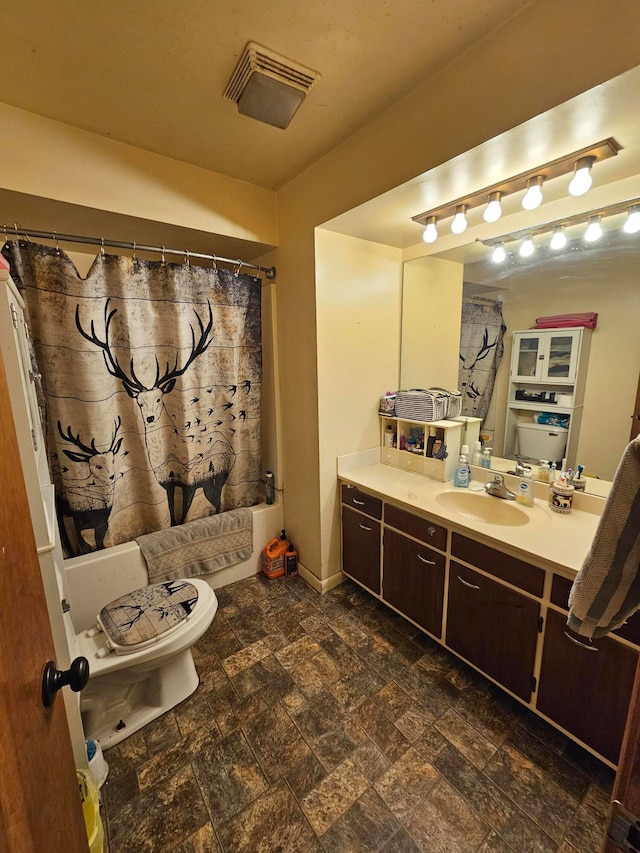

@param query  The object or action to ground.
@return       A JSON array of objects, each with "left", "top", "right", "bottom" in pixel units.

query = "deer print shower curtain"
[
  {"left": 458, "top": 300, "right": 506, "bottom": 422},
  {"left": 3, "top": 241, "right": 262, "bottom": 556}
]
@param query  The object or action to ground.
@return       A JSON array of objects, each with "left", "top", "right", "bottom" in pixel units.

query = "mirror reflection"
[{"left": 401, "top": 219, "right": 640, "bottom": 495}]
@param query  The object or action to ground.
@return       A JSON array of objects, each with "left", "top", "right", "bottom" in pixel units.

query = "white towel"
[
  {"left": 568, "top": 437, "right": 640, "bottom": 638},
  {"left": 136, "top": 508, "right": 253, "bottom": 584}
]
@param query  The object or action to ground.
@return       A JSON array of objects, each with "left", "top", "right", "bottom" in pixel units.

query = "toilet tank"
[{"left": 516, "top": 422, "right": 568, "bottom": 463}]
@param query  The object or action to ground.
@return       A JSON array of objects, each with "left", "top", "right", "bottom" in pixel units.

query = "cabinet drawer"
[
  {"left": 451, "top": 533, "right": 544, "bottom": 597},
  {"left": 397, "top": 452, "right": 425, "bottom": 474},
  {"left": 341, "top": 485, "right": 382, "bottom": 519},
  {"left": 384, "top": 503, "right": 447, "bottom": 551},
  {"left": 551, "top": 573, "right": 640, "bottom": 647}
]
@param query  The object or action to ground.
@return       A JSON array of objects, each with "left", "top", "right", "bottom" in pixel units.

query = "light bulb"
[
  {"left": 491, "top": 243, "right": 506, "bottom": 263},
  {"left": 483, "top": 192, "right": 503, "bottom": 223},
  {"left": 451, "top": 205, "right": 468, "bottom": 234},
  {"left": 549, "top": 227, "right": 567, "bottom": 250},
  {"left": 522, "top": 176, "right": 544, "bottom": 210},
  {"left": 623, "top": 206, "right": 640, "bottom": 234},
  {"left": 519, "top": 236, "right": 535, "bottom": 258},
  {"left": 423, "top": 216, "right": 438, "bottom": 243},
  {"left": 584, "top": 215, "right": 602, "bottom": 242},
  {"left": 569, "top": 157, "right": 594, "bottom": 196}
]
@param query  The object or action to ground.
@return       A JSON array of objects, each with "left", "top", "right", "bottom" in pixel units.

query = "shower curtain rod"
[{"left": 1, "top": 225, "right": 277, "bottom": 280}]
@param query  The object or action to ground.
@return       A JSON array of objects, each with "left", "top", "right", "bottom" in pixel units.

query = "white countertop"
[{"left": 339, "top": 462, "right": 601, "bottom": 576}]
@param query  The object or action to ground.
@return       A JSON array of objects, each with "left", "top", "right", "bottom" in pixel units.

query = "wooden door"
[
  {"left": 630, "top": 366, "right": 640, "bottom": 441},
  {"left": 0, "top": 349, "right": 87, "bottom": 852},
  {"left": 341, "top": 506, "right": 380, "bottom": 594},
  {"left": 382, "top": 527, "right": 445, "bottom": 638},
  {"left": 537, "top": 609, "right": 637, "bottom": 766},
  {"left": 446, "top": 562, "right": 540, "bottom": 701}
]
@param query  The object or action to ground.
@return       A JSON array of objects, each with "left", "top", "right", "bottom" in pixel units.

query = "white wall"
[{"left": 315, "top": 229, "right": 402, "bottom": 584}]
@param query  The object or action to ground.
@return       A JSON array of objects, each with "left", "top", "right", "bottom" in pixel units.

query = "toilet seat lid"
[{"left": 98, "top": 581, "right": 199, "bottom": 653}]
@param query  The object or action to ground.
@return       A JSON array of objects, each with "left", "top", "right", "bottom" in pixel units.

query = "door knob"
[{"left": 41, "top": 657, "right": 90, "bottom": 708}]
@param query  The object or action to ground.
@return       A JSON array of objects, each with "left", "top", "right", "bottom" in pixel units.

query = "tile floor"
[{"left": 100, "top": 574, "right": 614, "bottom": 853}]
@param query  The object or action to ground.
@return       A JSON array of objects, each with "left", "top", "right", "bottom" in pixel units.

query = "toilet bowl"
[{"left": 77, "top": 577, "right": 218, "bottom": 749}]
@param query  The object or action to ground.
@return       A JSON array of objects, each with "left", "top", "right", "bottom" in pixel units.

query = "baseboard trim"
[{"left": 297, "top": 563, "right": 345, "bottom": 594}]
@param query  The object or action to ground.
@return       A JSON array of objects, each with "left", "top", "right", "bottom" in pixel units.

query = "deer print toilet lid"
[{"left": 98, "top": 580, "right": 199, "bottom": 652}]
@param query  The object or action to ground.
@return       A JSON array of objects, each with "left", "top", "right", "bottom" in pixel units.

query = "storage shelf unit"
[
  {"left": 379, "top": 415, "right": 481, "bottom": 482},
  {"left": 504, "top": 327, "right": 591, "bottom": 469}
]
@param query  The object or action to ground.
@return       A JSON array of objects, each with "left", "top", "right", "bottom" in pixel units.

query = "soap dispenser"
[
  {"left": 471, "top": 440, "right": 482, "bottom": 467},
  {"left": 454, "top": 445, "right": 471, "bottom": 488},
  {"left": 516, "top": 468, "right": 534, "bottom": 506},
  {"left": 481, "top": 447, "right": 492, "bottom": 469}
]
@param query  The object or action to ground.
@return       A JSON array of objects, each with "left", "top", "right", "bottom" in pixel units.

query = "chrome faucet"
[
  {"left": 485, "top": 473, "right": 516, "bottom": 500},
  {"left": 514, "top": 456, "right": 531, "bottom": 477}
]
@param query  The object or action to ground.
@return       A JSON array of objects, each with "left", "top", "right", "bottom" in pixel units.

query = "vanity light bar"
[
  {"left": 479, "top": 194, "right": 640, "bottom": 249},
  {"left": 412, "top": 138, "right": 621, "bottom": 233}
]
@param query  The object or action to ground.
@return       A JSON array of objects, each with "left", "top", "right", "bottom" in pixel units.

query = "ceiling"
[{"left": 1, "top": 0, "right": 533, "bottom": 190}]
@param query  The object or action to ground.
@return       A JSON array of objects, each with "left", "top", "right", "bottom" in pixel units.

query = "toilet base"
[{"left": 80, "top": 649, "right": 200, "bottom": 749}]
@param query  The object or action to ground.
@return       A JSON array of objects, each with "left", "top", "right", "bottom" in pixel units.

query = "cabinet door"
[
  {"left": 511, "top": 333, "right": 543, "bottom": 381},
  {"left": 383, "top": 528, "right": 445, "bottom": 638},
  {"left": 537, "top": 609, "right": 637, "bottom": 765},
  {"left": 341, "top": 506, "right": 381, "bottom": 594},
  {"left": 544, "top": 331, "right": 580, "bottom": 383},
  {"left": 446, "top": 563, "right": 540, "bottom": 701}
]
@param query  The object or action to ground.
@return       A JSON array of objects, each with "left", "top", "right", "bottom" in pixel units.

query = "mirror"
[{"left": 400, "top": 215, "right": 640, "bottom": 495}]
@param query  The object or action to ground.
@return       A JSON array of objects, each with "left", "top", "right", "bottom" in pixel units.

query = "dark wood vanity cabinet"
[
  {"left": 446, "top": 562, "right": 540, "bottom": 702},
  {"left": 341, "top": 502, "right": 381, "bottom": 595},
  {"left": 538, "top": 595, "right": 638, "bottom": 764},
  {"left": 382, "top": 528, "right": 445, "bottom": 638}
]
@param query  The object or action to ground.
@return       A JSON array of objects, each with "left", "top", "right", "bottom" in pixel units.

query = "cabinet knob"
[{"left": 427, "top": 526, "right": 436, "bottom": 537}]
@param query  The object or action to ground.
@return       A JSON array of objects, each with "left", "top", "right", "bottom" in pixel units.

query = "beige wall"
[
  {"left": 315, "top": 230, "right": 402, "bottom": 584},
  {"left": 401, "top": 257, "right": 463, "bottom": 391}
]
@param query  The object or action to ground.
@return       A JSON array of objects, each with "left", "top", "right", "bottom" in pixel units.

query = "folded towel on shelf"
[
  {"left": 568, "top": 438, "right": 640, "bottom": 638},
  {"left": 136, "top": 508, "right": 253, "bottom": 584},
  {"left": 534, "top": 312, "right": 598, "bottom": 330}
]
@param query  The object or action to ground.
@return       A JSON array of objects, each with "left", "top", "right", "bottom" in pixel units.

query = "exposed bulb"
[
  {"left": 451, "top": 205, "right": 468, "bottom": 234},
  {"left": 491, "top": 243, "right": 506, "bottom": 263},
  {"left": 423, "top": 217, "right": 438, "bottom": 243},
  {"left": 568, "top": 157, "right": 594, "bottom": 196},
  {"left": 519, "top": 236, "right": 535, "bottom": 258},
  {"left": 549, "top": 227, "right": 567, "bottom": 250},
  {"left": 623, "top": 206, "right": 640, "bottom": 234},
  {"left": 584, "top": 216, "right": 602, "bottom": 242},
  {"left": 522, "top": 176, "right": 544, "bottom": 210},
  {"left": 483, "top": 192, "right": 503, "bottom": 223}
]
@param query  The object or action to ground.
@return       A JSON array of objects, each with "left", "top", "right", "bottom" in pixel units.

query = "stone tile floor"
[{"left": 100, "top": 574, "right": 614, "bottom": 852}]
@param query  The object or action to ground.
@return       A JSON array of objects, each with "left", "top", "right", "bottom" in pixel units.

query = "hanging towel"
[
  {"left": 136, "top": 508, "right": 253, "bottom": 584},
  {"left": 568, "top": 438, "right": 640, "bottom": 638}
]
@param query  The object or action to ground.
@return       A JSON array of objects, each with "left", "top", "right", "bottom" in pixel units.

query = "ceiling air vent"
[{"left": 224, "top": 42, "right": 320, "bottom": 129}]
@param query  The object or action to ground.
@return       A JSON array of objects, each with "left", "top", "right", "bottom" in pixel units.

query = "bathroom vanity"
[{"left": 339, "top": 463, "right": 636, "bottom": 767}]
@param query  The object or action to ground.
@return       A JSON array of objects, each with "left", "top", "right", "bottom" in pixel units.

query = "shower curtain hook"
[
  {"left": 234, "top": 260, "right": 242, "bottom": 277},
  {"left": 100, "top": 237, "right": 105, "bottom": 258},
  {"left": 211, "top": 254, "right": 218, "bottom": 270},
  {"left": 53, "top": 232, "right": 60, "bottom": 255},
  {"left": 161, "top": 246, "right": 166, "bottom": 265},
  {"left": 185, "top": 249, "right": 190, "bottom": 267},
  {"left": 132, "top": 241, "right": 137, "bottom": 261}
]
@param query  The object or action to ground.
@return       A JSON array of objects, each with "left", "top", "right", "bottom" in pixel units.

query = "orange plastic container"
[{"left": 262, "top": 531, "right": 288, "bottom": 579}]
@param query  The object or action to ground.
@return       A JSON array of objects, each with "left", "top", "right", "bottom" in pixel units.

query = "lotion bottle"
[
  {"left": 481, "top": 447, "right": 492, "bottom": 469},
  {"left": 516, "top": 468, "right": 534, "bottom": 506},
  {"left": 454, "top": 445, "right": 471, "bottom": 488},
  {"left": 471, "top": 440, "right": 482, "bottom": 467}
]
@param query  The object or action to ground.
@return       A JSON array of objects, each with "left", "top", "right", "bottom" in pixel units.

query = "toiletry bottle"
[
  {"left": 385, "top": 425, "right": 394, "bottom": 447},
  {"left": 285, "top": 541, "right": 298, "bottom": 579},
  {"left": 471, "top": 440, "right": 482, "bottom": 467},
  {"left": 265, "top": 470, "right": 274, "bottom": 505},
  {"left": 454, "top": 445, "right": 471, "bottom": 488},
  {"left": 432, "top": 433, "right": 443, "bottom": 458},
  {"left": 406, "top": 436, "right": 416, "bottom": 453},
  {"left": 426, "top": 427, "right": 436, "bottom": 457},
  {"left": 550, "top": 461, "right": 557, "bottom": 483},
  {"left": 516, "top": 468, "right": 534, "bottom": 506},
  {"left": 481, "top": 447, "right": 492, "bottom": 469},
  {"left": 538, "top": 460, "right": 551, "bottom": 483}
]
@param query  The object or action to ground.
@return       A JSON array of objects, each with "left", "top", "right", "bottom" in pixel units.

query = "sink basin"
[{"left": 435, "top": 491, "right": 529, "bottom": 526}]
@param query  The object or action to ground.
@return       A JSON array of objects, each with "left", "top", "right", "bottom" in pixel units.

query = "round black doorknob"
[{"left": 41, "top": 656, "right": 90, "bottom": 709}]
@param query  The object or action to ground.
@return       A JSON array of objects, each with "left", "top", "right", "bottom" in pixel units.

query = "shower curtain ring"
[
  {"left": 211, "top": 255, "right": 217, "bottom": 270},
  {"left": 185, "top": 249, "right": 190, "bottom": 267},
  {"left": 100, "top": 237, "right": 105, "bottom": 258},
  {"left": 132, "top": 241, "right": 137, "bottom": 261},
  {"left": 53, "top": 232, "right": 60, "bottom": 254},
  {"left": 234, "top": 260, "right": 242, "bottom": 277},
  {"left": 161, "top": 246, "right": 166, "bottom": 265}
]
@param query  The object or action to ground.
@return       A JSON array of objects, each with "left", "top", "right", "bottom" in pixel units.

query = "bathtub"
[{"left": 64, "top": 502, "right": 284, "bottom": 633}]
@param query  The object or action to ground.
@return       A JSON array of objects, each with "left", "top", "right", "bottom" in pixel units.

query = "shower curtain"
[
  {"left": 458, "top": 300, "right": 506, "bottom": 422},
  {"left": 3, "top": 241, "right": 262, "bottom": 556}
]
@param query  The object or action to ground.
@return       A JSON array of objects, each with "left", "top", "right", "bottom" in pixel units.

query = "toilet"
[
  {"left": 76, "top": 577, "right": 218, "bottom": 749},
  {"left": 516, "top": 421, "right": 568, "bottom": 465}
]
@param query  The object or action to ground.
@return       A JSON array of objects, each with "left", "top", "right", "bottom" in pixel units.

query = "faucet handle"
[{"left": 493, "top": 473, "right": 504, "bottom": 483}]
